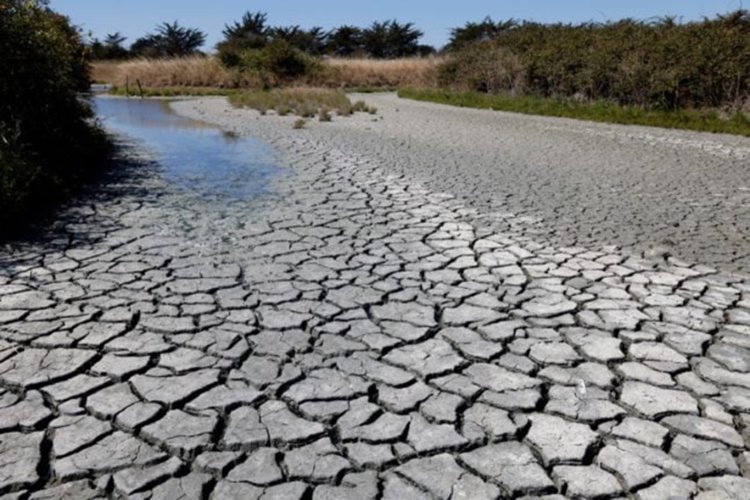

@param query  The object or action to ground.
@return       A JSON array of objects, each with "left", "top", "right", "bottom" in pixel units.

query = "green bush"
[
  {"left": 438, "top": 41, "right": 526, "bottom": 94},
  {"left": 0, "top": 0, "right": 109, "bottom": 233},
  {"left": 440, "top": 12, "right": 750, "bottom": 111},
  {"left": 229, "top": 88, "right": 354, "bottom": 117},
  {"left": 231, "top": 40, "right": 321, "bottom": 86}
]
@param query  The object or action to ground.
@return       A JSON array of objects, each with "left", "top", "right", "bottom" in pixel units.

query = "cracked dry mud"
[{"left": 0, "top": 95, "right": 749, "bottom": 500}]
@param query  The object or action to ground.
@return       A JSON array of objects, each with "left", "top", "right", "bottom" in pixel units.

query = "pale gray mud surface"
[
  {"left": 272, "top": 93, "right": 750, "bottom": 274},
  {"left": 0, "top": 95, "right": 748, "bottom": 499}
]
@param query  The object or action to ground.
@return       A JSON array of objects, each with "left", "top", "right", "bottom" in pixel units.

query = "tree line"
[
  {"left": 87, "top": 9, "right": 749, "bottom": 111},
  {"left": 88, "top": 12, "right": 434, "bottom": 60}
]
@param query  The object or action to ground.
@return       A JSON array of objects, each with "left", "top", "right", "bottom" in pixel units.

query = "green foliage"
[
  {"left": 269, "top": 25, "right": 328, "bottom": 56},
  {"left": 351, "top": 100, "right": 377, "bottom": 114},
  {"left": 88, "top": 32, "right": 129, "bottom": 60},
  {"left": 326, "top": 25, "right": 364, "bottom": 57},
  {"left": 439, "top": 12, "right": 750, "bottom": 111},
  {"left": 223, "top": 11, "right": 269, "bottom": 48},
  {"left": 217, "top": 11, "right": 433, "bottom": 64},
  {"left": 131, "top": 21, "right": 206, "bottom": 58},
  {"left": 438, "top": 42, "right": 525, "bottom": 94},
  {"left": 399, "top": 88, "right": 750, "bottom": 136},
  {"left": 229, "top": 88, "right": 375, "bottom": 119},
  {"left": 234, "top": 40, "right": 321, "bottom": 86},
  {"left": 359, "top": 20, "right": 424, "bottom": 58},
  {"left": 217, "top": 11, "right": 269, "bottom": 66},
  {"left": 0, "top": 0, "right": 109, "bottom": 233},
  {"left": 447, "top": 17, "right": 518, "bottom": 51}
]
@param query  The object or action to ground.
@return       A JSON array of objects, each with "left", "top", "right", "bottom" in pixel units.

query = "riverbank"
[
  {"left": 173, "top": 93, "right": 750, "bottom": 274},
  {"left": 399, "top": 88, "right": 750, "bottom": 137}
]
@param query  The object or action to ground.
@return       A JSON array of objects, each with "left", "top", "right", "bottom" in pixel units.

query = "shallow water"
[{"left": 94, "top": 97, "right": 281, "bottom": 200}]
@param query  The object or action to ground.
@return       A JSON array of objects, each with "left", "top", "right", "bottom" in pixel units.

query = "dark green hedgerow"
[
  {"left": 439, "top": 12, "right": 750, "bottom": 112},
  {"left": 0, "top": 0, "right": 109, "bottom": 234}
]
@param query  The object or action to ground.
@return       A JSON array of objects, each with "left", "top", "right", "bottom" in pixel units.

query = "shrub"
[
  {"left": 0, "top": 0, "right": 109, "bottom": 233},
  {"left": 439, "top": 12, "right": 750, "bottom": 111},
  {"left": 438, "top": 41, "right": 525, "bottom": 94},
  {"left": 229, "top": 88, "right": 376, "bottom": 118},
  {"left": 234, "top": 40, "right": 321, "bottom": 86}
]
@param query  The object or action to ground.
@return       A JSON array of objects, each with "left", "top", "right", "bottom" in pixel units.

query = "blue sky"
[{"left": 52, "top": 0, "right": 745, "bottom": 50}]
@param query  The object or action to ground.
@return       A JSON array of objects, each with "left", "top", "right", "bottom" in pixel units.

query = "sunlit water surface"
[{"left": 94, "top": 97, "right": 282, "bottom": 200}]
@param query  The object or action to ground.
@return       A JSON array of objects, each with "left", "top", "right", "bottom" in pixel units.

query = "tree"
[
  {"left": 221, "top": 11, "right": 269, "bottom": 50},
  {"left": 215, "top": 13, "right": 430, "bottom": 61},
  {"left": 447, "top": 17, "right": 518, "bottom": 51},
  {"left": 217, "top": 11, "right": 269, "bottom": 66},
  {"left": 269, "top": 25, "right": 327, "bottom": 55},
  {"left": 325, "top": 25, "right": 363, "bottom": 57},
  {"left": 132, "top": 21, "right": 206, "bottom": 58},
  {"left": 104, "top": 33, "right": 127, "bottom": 54},
  {"left": 88, "top": 32, "right": 128, "bottom": 59},
  {"left": 303, "top": 27, "right": 328, "bottom": 55},
  {"left": 386, "top": 21, "right": 424, "bottom": 57},
  {"left": 361, "top": 20, "right": 424, "bottom": 58}
]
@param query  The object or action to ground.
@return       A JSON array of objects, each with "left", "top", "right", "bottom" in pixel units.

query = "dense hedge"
[
  {"left": 439, "top": 12, "right": 750, "bottom": 111},
  {"left": 0, "top": 0, "right": 109, "bottom": 233}
]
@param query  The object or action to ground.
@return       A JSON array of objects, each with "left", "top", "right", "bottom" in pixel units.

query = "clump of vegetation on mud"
[
  {"left": 0, "top": 0, "right": 109, "bottom": 234},
  {"left": 229, "top": 88, "right": 376, "bottom": 119}
]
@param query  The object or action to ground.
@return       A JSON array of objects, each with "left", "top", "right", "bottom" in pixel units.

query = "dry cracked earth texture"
[{"left": 0, "top": 95, "right": 749, "bottom": 499}]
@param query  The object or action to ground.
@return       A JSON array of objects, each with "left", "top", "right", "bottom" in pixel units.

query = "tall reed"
[{"left": 92, "top": 56, "right": 440, "bottom": 90}]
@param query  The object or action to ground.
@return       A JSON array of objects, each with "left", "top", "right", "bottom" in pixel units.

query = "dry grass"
[
  {"left": 92, "top": 56, "right": 441, "bottom": 90},
  {"left": 91, "top": 56, "right": 243, "bottom": 88},
  {"left": 315, "top": 57, "right": 440, "bottom": 88}
]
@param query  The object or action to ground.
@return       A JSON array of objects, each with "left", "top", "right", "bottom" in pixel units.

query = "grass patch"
[
  {"left": 92, "top": 57, "right": 439, "bottom": 91},
  {"left": 346, "top": 86, "right": 398, "bottom": 93},
  {"left": 109, "top": 86, "right": 238, "bottom": 97},
  {"left": 229, "top": 88, "right": 376, "bottom": 118},
  {"left": 398, "top": 88, "right": 750, "bottom": 137},
  {"left": 91, "top": 56, "right": 241, "bottom": 88}
]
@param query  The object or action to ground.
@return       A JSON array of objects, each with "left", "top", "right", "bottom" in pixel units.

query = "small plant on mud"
[
  {"left": 230, "top": 88, "right": 376, "bottom": 119},
  {"left": 352, "top": 100, "right": 378, "bottom": 114},
  {"left": 352, "top": 100, "right": 368, "bottom": 112},
  {"left": 293, "top": 118, "right": 307, "bottom": 129},
  {"left": 318, "top": 109, "right": 332, "bottom": 122}
]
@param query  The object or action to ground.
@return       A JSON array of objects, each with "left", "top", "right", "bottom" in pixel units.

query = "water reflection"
[{"left": 94, "top": 97, "right": 281, "bottom": 200}]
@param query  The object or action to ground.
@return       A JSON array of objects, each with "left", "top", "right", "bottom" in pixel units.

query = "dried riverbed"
[{"left": 0, "top": 95, "right": 748, "bottom": 498}]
